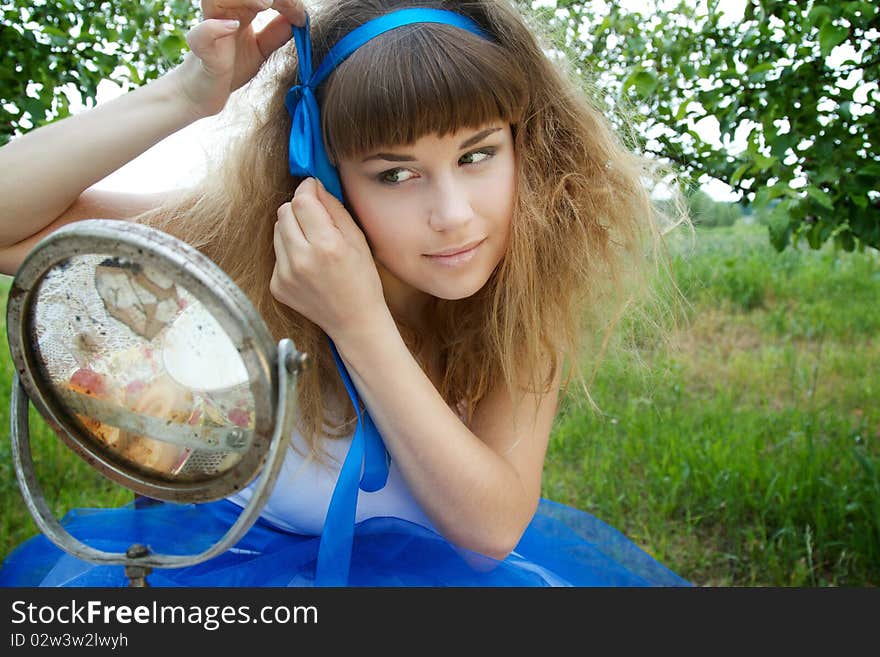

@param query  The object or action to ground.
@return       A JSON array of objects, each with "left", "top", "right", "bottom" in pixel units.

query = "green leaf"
[
  {"left": 730, "top": 162, "right": 752, "bottom": 187},
  {"left": 752, "top": 153, "right": 778, "bottom": 173},
  {"left": 123, "top": 60, "right": 143, "bottom": 86},
  {"left": 674, "top": 98, "right": 692, "bottom": 122},
  {"left": 766, "top": 205, "right": 791, "bottom": 251},
  {"left": 42, "top": 26, "right": 68, "bottom": 39},
  {"left": 805, "top": 185, "right": 834, "bottom": 210},
  {"left": 623, "top": 69, "right": 658, "bottom": 98},
  {"left": 819, "top": 22, "right": 849, "bottom": 57},
  {"left": 838, "top": 229, "right": 855, "bottom": 251},
  {"left": 158, "top": 33, "right": 186, "bottom": 63},
  {"left": 746, "top": 62, "right": 774, "bottom": 80},
  {"left": 805, "top": 218, "right": 830, "bottom": 250},
  {"left": 857, "top": 162, "right": 880, "bottom": 177},
  {"left": 807, "top": 6, "right": 832, "bottom": 26}
]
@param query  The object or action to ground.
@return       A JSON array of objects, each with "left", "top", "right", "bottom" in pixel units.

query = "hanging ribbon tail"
[
  {"left": 326, "top": 339, "right": 390, "bottom": 491},
  {"left": 313, "top": 403, "right": 365, "bottom": 586},
  {"left": 314, "top": 338, "right": 390, "bottom": 585},
  {"left": 359, "top": 410, "right": 389, "bottom": 492}
]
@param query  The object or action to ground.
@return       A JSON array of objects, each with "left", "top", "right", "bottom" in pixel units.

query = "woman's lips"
[{"left": 423, "top": 239, "right": 485, "bottom": 267}]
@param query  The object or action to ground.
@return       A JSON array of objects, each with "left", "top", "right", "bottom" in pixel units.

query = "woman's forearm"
[
  {"left": 333, "top": 310, "right": 533, "bottom": 560},
  {"left": 0, "top": 69, "right": 199, "bottom": 247}
]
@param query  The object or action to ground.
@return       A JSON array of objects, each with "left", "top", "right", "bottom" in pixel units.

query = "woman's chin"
[{"left": 428, "top": 277, "right": 490, "bottom": 301}]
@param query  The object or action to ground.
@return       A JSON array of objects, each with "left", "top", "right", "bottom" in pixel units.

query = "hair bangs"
[{"left": 320, "top": 24, "right": 528, "bottom": 162}]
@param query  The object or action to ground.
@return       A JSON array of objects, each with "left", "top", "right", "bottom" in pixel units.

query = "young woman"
[{"left": 0, "top": 0, "right": 689, "bottom": 586}]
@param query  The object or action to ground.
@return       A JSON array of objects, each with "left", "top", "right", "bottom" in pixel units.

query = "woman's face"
[{"left": 337, "top": 122, "right": 516, "bottom": 319}]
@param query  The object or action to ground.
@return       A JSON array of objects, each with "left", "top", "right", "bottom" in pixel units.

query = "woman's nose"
[{"left": 427, "top": 173, "right": 476, "bottom": 231}]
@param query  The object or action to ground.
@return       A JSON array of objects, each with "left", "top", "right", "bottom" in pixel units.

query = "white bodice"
[{"left": 226, "top": 425, "right": 436, "bottom": 536}]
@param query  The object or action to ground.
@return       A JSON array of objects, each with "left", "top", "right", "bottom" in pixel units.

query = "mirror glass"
[{"left": 30, "top": 254, "right": 256, "bottom": 483}]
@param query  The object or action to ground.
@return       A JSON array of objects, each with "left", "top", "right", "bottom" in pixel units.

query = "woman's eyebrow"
[{"left": 360, "top": 127, "right": 502, "bottom": 163}]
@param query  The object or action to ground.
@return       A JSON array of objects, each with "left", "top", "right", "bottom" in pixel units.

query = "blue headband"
[
  {"left": 285, "top": 8, "right": 491, "bottom": 201},
  {"left": 284, "top": 8, "right": 491, "bottom": 587}
]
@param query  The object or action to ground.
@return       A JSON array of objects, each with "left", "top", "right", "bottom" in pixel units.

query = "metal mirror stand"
[{"left": 10, "top": 337, "right": 308, "bottom": 587}]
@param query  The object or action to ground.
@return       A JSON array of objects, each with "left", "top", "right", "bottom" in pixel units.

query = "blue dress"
[
  {"left": 0, "top": 346, "right": 689, "bottom": 588},
  {"left": 0, "top": 497, "right": 688, "bottom": 587},
  {"left": 0, "top": 417, "right": 689, "bottom": 587}
]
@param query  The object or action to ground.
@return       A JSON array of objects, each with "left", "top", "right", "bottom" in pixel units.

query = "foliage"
[
  {"left": 523, "top": 0, "right": 879, "bottom": 253},
  {"left": 683, "top": 190, "right": 741, "bottom": 228},
  {"left": 1, "top": 0, "right": 200, "bottom": 146}
]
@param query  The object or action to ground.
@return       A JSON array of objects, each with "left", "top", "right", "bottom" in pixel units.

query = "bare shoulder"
[{"left": 0, "top": 188, "right": 182, "bottom": 276}]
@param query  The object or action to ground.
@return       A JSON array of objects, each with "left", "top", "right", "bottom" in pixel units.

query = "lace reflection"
[{"left": 33, "top": 255, "right": 256, "bottom": 482}]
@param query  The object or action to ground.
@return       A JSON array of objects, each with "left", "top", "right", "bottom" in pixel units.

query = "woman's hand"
[
  {"left": 173, "top": 0, "right": 307, "bottom": 119},
  {"left": 271, "top": 178, "right": 389, "bottom": 341},
  {"left": 200, "top": 0, "right": 307, "bottom": 91}
]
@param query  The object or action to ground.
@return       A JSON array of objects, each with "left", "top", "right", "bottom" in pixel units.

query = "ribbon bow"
[{"left": 286, "top": 15, "right": 344, "bottom": 201}]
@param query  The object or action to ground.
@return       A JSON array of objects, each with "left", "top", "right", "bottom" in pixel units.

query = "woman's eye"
[
  {"left": 460, "top": 148, "right": 496, "bottom": 165},
  {"left": 376, "top": 148, "right": 497, "bottom": 185},
  {"left": 378, "top": 168, "right": 415, "bottom": 185}
]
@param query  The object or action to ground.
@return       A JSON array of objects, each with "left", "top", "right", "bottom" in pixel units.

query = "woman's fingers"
[
  {"left": 290, "top": 178, "right": 342, "bottom": 249},
  {"left": 272, "top": 221, "right": 291, "bottom": 275},
  {"left": 271, "top": 180, "right": 386, "bottom": 331},
  {"left": 187, "top": 18, "right": 240, "bottom": 44},
  {"left": 200, "top": 0, "right": 269, "bottom": 25},
  {"left": 271, "top": 0, "right": 308, "bottom": 26},
  {"left": 179, "top": 18, "right": 240, "bottom": 116},
  {"left": 312, "top": 178, "right": 364, "bottom": 243},
  {"left": 184, "top": 17, "right": 240, "bottom": 58},
  {"left": 255, "top": 11, "right": 297, "bottom": 60},
  {"left": 202, "top": 0, "right": 307, "bottom": 27},
  {"left": 275, "top": 202, "right": 308, "bottom": 252},
  {"left": 197, "top": 0, "right": 307, "bottom": 91},
  {"left": 271, "top": 208, "right": 311, "bottom": 307}
]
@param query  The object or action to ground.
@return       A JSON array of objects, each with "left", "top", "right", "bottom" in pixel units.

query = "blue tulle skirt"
[{"left": 0, "top": 498, "right": 689, "bottom": 587}]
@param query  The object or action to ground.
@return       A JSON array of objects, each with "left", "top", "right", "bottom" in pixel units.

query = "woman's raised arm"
[
  {"left": 0, "top": 1, "right": 305, "bottom": 262},
  {"left": 0, "top": 19, "right": 233, "bottom": 247}
]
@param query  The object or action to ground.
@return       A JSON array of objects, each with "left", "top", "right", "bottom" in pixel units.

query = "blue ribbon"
[
  {"left": 285, "top": 14, "right": 343, "bottom": 201},
  {"left": 284, "top": 9, "right": 492, "bottom": 586},
  {"left": 312, "top": 341, "right": 390, "bottom": 586}
]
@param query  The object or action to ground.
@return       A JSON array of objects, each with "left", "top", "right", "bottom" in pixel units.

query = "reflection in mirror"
[{"left": 31, "top": 254, "right": 256, "bottom": 483}]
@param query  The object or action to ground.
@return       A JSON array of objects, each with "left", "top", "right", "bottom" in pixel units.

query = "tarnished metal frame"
[
  {"left": 10, "top": 338, "right": 304, "bottom": 569},
  {"left": 6, "top": 219, "right": 279, "bottom": 502}
]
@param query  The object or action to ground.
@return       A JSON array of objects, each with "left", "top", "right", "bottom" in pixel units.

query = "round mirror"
[{"left": 7, "top": 220, "right": 281, "bottom": 503}]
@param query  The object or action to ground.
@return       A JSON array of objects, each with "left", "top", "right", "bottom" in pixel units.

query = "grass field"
[
  {"left": 545, "top": 221, "right": 880, "bottom": 586},
  {"left": 1, "top": 221, "right": 878, "bottom": 586}
]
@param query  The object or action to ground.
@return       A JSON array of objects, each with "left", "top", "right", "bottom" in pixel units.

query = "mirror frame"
[{"left": 6, "top": 219, "right": 280, "bottom": 502}]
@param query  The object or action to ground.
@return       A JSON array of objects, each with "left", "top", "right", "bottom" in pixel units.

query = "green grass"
[
  {"left": 546, "top": 222, "right": 880, "bottom": 586},
  {"left": 1, "top": 221, "right": 878, "bottom": 585}
]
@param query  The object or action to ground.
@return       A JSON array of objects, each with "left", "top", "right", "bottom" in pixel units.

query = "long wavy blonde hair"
[{"left": 138, "top": 0, "right": 687, "bottom": 454}]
